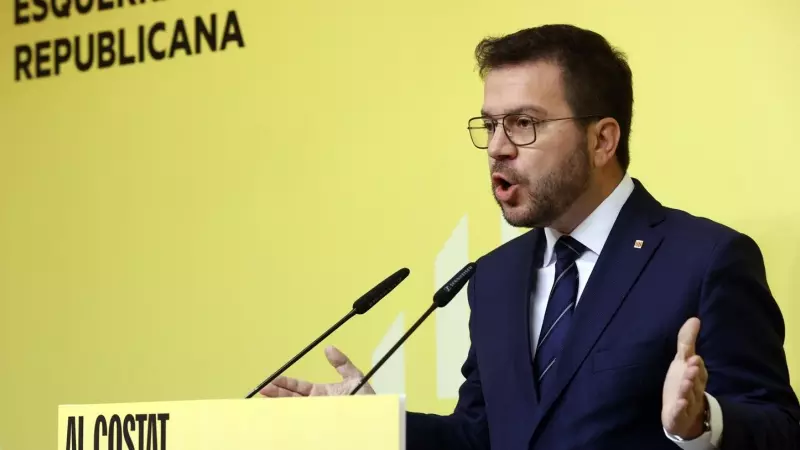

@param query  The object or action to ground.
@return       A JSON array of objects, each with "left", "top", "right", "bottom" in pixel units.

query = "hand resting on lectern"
[{"left": 259, "top": 345, "right": 375, "bottom": 397}]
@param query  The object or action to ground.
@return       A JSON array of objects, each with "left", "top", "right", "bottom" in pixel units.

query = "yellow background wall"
[{"left": 1, "top": 1, "right": 799, "bottom": 449}]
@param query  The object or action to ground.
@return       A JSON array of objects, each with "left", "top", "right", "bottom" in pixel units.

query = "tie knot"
[{"left": 554, "top": 235, "right": 586, "bottom": 264}]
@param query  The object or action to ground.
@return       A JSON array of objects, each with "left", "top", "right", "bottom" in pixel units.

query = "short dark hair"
[{"left": 474, "top": 24, "right": 633, "bottom": 172}]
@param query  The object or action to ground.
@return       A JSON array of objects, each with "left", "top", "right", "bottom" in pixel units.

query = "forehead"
[{"left": 481, "top": 60, "right": 568, "bottom": 116}]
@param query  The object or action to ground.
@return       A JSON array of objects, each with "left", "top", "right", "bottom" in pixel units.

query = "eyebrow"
[{"left": 479, "top": 105, "right": 547, "bottom": 117}]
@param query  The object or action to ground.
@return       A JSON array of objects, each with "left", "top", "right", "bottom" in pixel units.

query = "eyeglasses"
[{"left": 467, "top": 113, "right": 601, "bottom": 149}]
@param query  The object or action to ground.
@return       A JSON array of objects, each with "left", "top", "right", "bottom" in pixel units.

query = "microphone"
[
  {"left": 245, "top": 267, "right": 411, "bottom": 398},
  {"left": 349, "top": 262, "right": 477, "bottom": 395}
]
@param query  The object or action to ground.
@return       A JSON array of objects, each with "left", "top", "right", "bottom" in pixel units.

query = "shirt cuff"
[{"left": 664, "top": 392, "right": 723, "bottom": 449}]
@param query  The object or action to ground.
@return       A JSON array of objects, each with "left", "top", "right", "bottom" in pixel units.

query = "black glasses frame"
[{"left": 466, "top": 114, "right": 603, "bottom": 149}]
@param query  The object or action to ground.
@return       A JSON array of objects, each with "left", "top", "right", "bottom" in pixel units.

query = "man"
[{"left": 261, "top": 24, "right": 800, "bottom": 449}]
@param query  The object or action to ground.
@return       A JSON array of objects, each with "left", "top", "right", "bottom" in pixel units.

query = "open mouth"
[
  {"left": 491, "top": 172, "right": 520, "bottom": 202},
  {"left": 492, "top": 173, "right": 513, "bottom": 191}
]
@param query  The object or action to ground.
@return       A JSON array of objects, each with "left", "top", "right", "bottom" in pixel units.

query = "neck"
[{"left": 549, "top": 170, "right": 625, "bottom": 235}]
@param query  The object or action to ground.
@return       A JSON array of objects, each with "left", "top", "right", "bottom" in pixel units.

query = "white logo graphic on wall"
[{"left": 369, "top": 214, "right": 520, "bottom": 398}]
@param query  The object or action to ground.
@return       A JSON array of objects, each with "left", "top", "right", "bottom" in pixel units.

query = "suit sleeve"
[
  {"left": 698, "top": 232, "right": 800, "bottom": 450},
  {"left": 405, "top": 274, "right": 490, "bottom": 450}
]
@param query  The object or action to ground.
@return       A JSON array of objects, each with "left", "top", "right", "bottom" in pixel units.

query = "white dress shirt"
[{"left": 529, "top": 173, "right": 722, "bottom": 449}]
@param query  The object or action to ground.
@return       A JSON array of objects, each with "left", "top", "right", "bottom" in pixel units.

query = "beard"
[{"left": 495, "top": 138, "right": 592, "bottom": 229}]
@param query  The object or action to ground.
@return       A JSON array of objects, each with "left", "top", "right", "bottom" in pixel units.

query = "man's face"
[{"left": 481, "top": 60, "right": 593, "bottom": 228}]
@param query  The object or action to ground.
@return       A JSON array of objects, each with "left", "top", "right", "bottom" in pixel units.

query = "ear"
[{"left": 590, "top": 117, "right": 621, "bottom": 168}]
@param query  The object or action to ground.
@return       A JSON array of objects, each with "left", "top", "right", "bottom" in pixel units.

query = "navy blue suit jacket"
[{"left": 406, "top": 179, "right": 800, "bottom": 450}]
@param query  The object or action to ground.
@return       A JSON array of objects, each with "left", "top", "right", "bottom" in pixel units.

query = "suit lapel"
[
  {"left": 498, "top": 227, "right": 545, "bottom": 409},
  {"left": 530, "top": 180, "right": 666, "bottom": 435}
]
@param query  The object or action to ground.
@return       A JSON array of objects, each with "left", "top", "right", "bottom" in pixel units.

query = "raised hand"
[
  {"left": 661, "top": 317, "right": 709, "bottom": 439},
  {"left": 260, "top": 346, "right": 375, "bottom": 397}
]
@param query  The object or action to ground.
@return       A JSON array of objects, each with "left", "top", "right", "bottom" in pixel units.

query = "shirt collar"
[{"left": 542, "top": 173, "right": 635, "bottom": 266}]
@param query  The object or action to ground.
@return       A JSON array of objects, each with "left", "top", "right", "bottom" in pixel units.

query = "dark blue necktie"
[{"left": 533, "top": 235, "right": 587, "bottom": 397}]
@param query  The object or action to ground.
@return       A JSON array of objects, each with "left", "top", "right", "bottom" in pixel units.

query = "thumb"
[
  {"left": 676, "top": 317, "right": 701, "bottom": 361},
  {"left": 324, "top": 345, "right": 364, "bottom": 380}
]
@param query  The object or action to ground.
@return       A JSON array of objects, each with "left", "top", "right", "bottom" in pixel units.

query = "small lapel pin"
[{"left": 634, "top": 240, "right": 644, "bottom": 249}]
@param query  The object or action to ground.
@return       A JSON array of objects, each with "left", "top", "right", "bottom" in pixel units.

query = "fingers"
[
  {"left": 260, "top": 384, "right": 303, "bottom": 397},
  {"left": 688, "top": 356, "right": 708, "bottom": 402},
  {"left": 325, "top": 345, "right": 364, "bottom": 380},
  {"left": 685, "top": 356, "right": 708, "bottom": 395},
  {"left": 259, "top": 375, "right": 313, "bottom": 397},
  {"left": 662, "top": 346, "right": 709, "bottom": 436},
  {"left": 678, "top": 378, "right": 697, "bottom": 405},
  {"left": 276, "top": 375, "right": 315, "bottom": 395},
  {"left": 675, "top": 355, "right": 707, "bottom": 413},
  {"left": 687, "top": 356, "right": 708, "bottom": 381},
  {"left": 676, "top": 317, "right": 701, "bottom": 361}
]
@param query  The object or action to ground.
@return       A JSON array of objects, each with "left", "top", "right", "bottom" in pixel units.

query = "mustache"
[{"left": 491, "top": 162, "right": 526, "bottom": 185}]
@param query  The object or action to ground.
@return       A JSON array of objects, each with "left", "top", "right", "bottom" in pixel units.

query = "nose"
[{"left": 486, "top": 127, "right": 518, "bottom": 161}]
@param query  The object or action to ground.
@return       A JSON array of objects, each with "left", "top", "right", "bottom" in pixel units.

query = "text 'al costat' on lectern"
[{"left": 57, "top": 394, "right": 406, "bottom": 450}]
